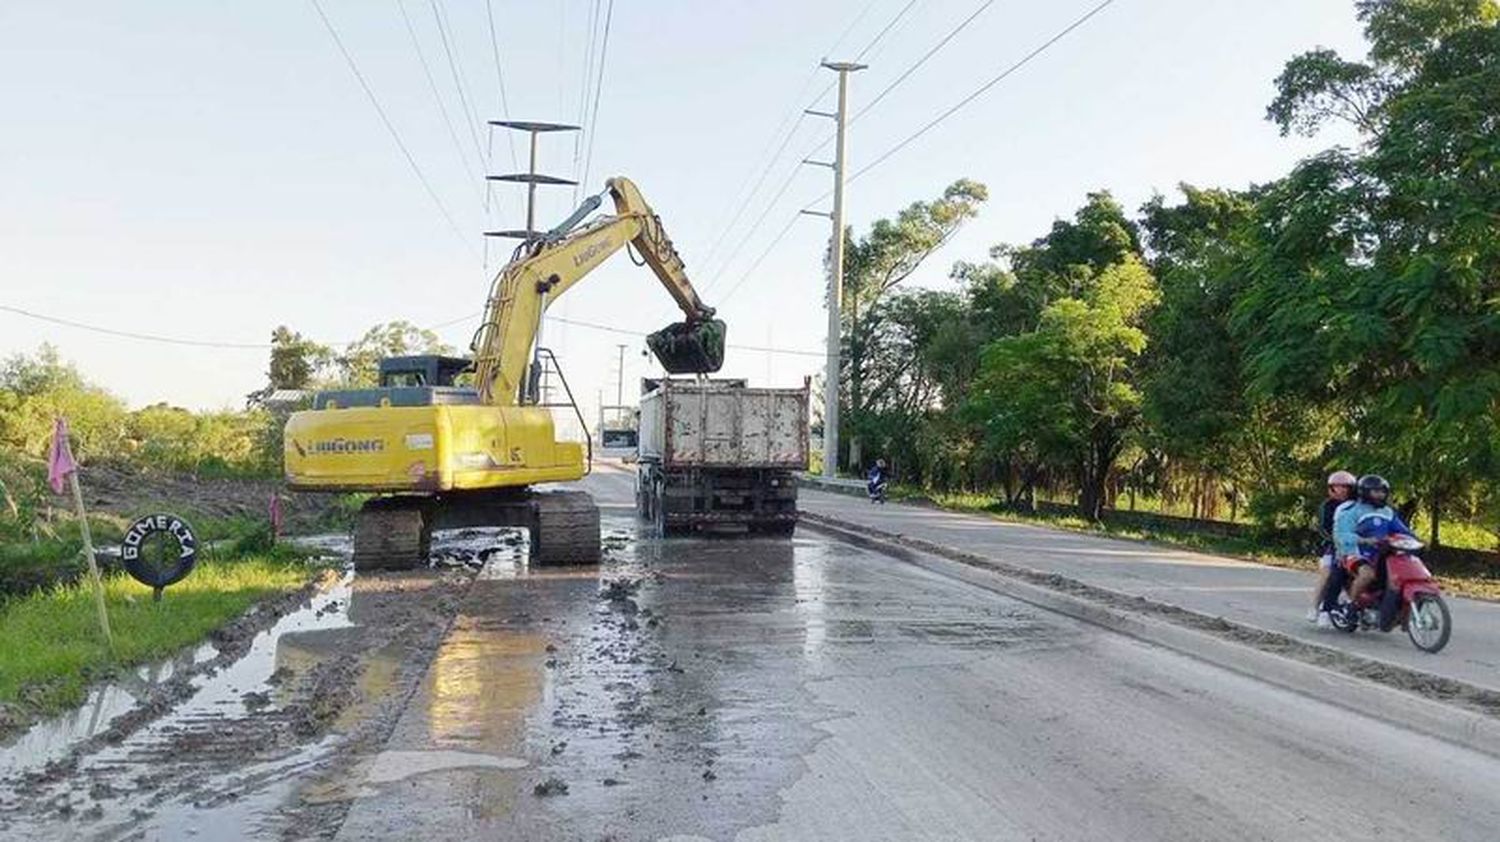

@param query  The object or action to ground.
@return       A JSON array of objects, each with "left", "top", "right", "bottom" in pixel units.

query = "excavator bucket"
[{"left": 647, "top": 319, "right": 726, "bottom": 374}]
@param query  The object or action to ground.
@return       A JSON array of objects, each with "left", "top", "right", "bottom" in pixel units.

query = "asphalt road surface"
[
  {"left": 5, "top": 464, "right": 1499, "bottom": 840},
  {"left": 334, "top": 466, "right": 1500, "bottom": 841}
]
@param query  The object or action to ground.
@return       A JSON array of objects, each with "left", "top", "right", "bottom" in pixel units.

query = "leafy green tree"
[
  {"left": 1241, "top": 1, "right": 1500, "bottom": 542},
  {"left": 334, "top": 321, "right": 453, "bottom": 389},
  {"left": 837, "top": 179, "right": 987, "bottom": 469},
  {"left": 267, "top": 326, "right": 334, "bottom": 391},
  {"left": 965, "top": 193, "right": 1158, "bottom": 520},
  {"left": 0, "top": 345, "right": 127, "bottom": 461}
]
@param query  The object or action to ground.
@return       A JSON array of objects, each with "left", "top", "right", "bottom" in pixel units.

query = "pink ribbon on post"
[{"left": 48, "top": 417, "right": 78, "bottom": 494}]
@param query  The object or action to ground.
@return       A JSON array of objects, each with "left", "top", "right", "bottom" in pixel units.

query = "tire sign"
[{"left": 121, "top": 513, "right": 199, "bottom": 596}]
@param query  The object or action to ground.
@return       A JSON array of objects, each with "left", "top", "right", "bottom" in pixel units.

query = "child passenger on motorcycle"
[
  {"left": 1326, "top": 474, "right": 1415, "bottom": 631},
  {"left": 1310, "top": 471, "right": 1357, "bottom": 627}
]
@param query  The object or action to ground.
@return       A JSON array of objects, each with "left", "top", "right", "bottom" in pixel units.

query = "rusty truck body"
[{"left": 635, "top": 378, "right": 809, "bottom": 536}]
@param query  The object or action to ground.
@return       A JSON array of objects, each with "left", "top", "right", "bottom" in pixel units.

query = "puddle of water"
[
  {"left": 425, "top": 618, "right": 549, "bottom": 750},
  {"left": 0, "top": 521, "right": 632, "bottom": 836},
  {"left": 0, "top": 576, "right": 353, "bottom": 782}
]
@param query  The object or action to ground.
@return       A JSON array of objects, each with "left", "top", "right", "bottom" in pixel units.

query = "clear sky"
[{"left": 1, "top": 0, "right": 1367, "bottom": 424}]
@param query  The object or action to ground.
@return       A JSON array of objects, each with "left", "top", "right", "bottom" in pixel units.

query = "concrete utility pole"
[
  {"left": 803, "top": 60, "right": 865, "bottom": 479},
  {"left": 615, "top": 343, "right": 626, "bottom": 407}
]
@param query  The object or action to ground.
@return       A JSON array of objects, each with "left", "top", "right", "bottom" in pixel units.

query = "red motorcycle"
[{"left": 1330, "top": 534, "right": 1452, "bottom": 653}]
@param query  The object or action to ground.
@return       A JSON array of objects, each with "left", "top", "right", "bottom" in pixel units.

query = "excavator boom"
[{"left": 471, "top": 176, "right": 723, "bottom": 406}]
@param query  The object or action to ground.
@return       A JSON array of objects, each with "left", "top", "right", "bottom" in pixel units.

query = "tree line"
[{"left": 831, "top": 0, "right": 1500, "bottom": 547}]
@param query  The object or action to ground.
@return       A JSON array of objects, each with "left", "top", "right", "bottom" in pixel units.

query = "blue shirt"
[{"left": 1333, "top": 500, "right": 1413, "bottom": 559}]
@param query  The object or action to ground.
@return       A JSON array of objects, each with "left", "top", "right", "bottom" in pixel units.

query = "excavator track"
[
  {"left": 531, "top": 491, "right": 601, "bottom": 566},
  {"left": 352, "top": 497, "right": 432, "bottom": 571}
]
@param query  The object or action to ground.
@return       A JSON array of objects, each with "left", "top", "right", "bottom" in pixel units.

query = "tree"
[
  {"left": 1241, "top": 3, "right": 1500, "bottom": 542},
  {"left": 267, "top": 326, "right": 334, "bottom": 391},
  {"left": 334, "top": 321, "right": 452, "bottom": 389},
  {"left": 0, "top": 345, "right": 127, "bottom": 461},
  {"left": 968, "top": 257, "right": 1158, "bottom": 519},
  {"left": 837, "top": 179, "right": 988, "bottom": 469},
  {"left": 964, "top": 193, "right": 1158, "bottom": 520}
]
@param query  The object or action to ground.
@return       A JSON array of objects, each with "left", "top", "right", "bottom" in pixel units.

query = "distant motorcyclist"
[
  {"left": 1326, "top": 474, "right": 1414, "bottom": 630},
  {"left": 867, "top": 459, "right": 889, "bottom": 504},
  {"left": 1311, "top": 470, "right": 1357, "bottom": 627}
]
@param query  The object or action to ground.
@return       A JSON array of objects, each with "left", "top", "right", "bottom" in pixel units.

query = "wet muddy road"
[{"left": 6, "top": 465, "right": 1500, "bottom": 840}]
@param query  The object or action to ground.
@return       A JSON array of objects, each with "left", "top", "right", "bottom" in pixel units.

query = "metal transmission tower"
[
  {"left": 801, "top": 61, "right": 866, "bottom": 479},
  {"left": 484, "top": 120, "right": 581, "bottom": 406},
  {"left": 484, "top": 120, "right": 582, "bottom": 242}
]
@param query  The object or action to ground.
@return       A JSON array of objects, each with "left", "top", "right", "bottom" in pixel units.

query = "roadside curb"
[{"left": 800, "top": 512, "right": 1500, "bottom": 760}]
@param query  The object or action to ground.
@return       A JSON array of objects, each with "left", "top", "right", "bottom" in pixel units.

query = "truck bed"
[{"left": 638, "top": 379, "right": 809, "bottom": 469}]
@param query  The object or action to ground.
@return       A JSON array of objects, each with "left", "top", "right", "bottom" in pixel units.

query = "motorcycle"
[
  {"left": 867, "top": 475, "right": 887, "bottom": 504},
  {"left": 1330, "top": 533, "right": 1452, "bottom": 653}
]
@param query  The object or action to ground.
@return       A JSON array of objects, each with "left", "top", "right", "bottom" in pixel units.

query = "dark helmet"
[{"left": 1356, "top": 474, "right": 1391, "bottom": 505}]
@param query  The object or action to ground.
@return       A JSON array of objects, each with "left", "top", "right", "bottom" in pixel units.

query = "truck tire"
[
  {"left": 533, "top": 491, "right": 601, "bottom": 566},
  {"left": 758, "top": 520, "right": 797, "bottom": 538},
  {"left": 353, "top": 498, "right": 432, "bottom": 571},
  {"left": 651, "top": 478, "right": 669, "bottom": 538}
]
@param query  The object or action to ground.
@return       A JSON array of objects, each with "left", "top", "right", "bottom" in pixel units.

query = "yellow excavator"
[{"left": 284, "top": 177, "right": 725, "bottom": 569}]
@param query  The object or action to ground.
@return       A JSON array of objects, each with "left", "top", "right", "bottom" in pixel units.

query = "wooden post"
[{"left": 67, "top": 472, "right": 114, "bottom": 653}]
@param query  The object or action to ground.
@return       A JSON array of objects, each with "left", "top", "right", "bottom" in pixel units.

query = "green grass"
[{"left": 0, "top": 558, "right": 323, "bottom": 717}]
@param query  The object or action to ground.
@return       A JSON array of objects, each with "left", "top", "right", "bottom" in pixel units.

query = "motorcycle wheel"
[
  {"left": 1329, "top": 604, "right": 1359, "bottom": 634},
  {"left": 1406, "top": 594, "right": 1451, "bottom": 654}
]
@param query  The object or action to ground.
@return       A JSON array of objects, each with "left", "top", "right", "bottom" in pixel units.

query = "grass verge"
[
  {"left": 0, "top": 556, "right": 322, "bottom": 719},
  {"left": 896, "top": 487, "right": 1500, "bottom": 603}
]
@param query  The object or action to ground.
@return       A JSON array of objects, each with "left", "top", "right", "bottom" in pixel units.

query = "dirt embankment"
[{"left": 75, "top": 464, "right": 349, "bottom": 535}]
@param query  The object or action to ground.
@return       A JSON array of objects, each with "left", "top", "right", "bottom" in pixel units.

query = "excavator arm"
[{"left": 471, "top": 176, "right": 721, "bottom": 405}]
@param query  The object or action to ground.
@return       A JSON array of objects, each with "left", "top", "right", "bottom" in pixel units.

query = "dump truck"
[{"left": 635, "top": 378, "right": 809, "bottom": 536}]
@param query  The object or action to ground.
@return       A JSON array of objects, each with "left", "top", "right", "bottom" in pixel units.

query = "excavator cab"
[{"left": 378, "top": 356, "right": 472, "bottom": 388}]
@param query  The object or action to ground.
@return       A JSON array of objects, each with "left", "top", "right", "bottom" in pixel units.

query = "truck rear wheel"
[
  {"left": 532, "top": 491, "right": 601, "bottom": 566},
  {"left": 757, "top": 520, "right": 797, "bottom": 538},
  {"left": 353, "top": 498, "right": 432, "bottom": 571}
]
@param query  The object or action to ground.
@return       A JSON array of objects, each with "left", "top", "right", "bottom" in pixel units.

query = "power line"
[
  {"left": 849, "top": 0, "right": 1116, "bottom": 185},
  {"left": 696, "top": 0, "right": 883, "bottom": 271},
  {"left": 723, "top": 0, "right": 1115, "bottom": 307},
  {"left": 854, "top": 0, "right": 921, "bottom": 61},
  {"left": 308, "top": 0, "right": 476, "bottom": 257},
  {"left": 395, "top": 0, "right": 483, "bottom": 204},
  {"left": 1, "top": 300, "right": 826, "bottom": 360},
  {"left": 853, "top": 0, "right": 997, "bottom": 125},
  {"left": 0, "top": 303, "right": 479, "bottom": 351},
  {"left": 716, "top": 210, "right": 803, "bottom": 306},
  {"left": 794, "top": 0, "right": 1001, "bottom": 169},
  {"left": 427, "top": 0, "right": 488, "bottom": 167},
  {"left": 483, "top": 0, "right": 520, "bottom": 172},
  {"left": 430, "top": 310, "right": 824, "bottom": 358},
  {"left": 702, "top": 0, "right": 922, "bottom": 291},
  {"left": 702, "top": 153, "right": 809, "bottom": 291},
  {"left": 572, "top": 0, "right": 603, "bottom": 205},
  {"left": 0, "top": 304, "right": 269, "bottom": 349},
  {"left": 578, "top": 0, "right": 616, "bottom": 196}
]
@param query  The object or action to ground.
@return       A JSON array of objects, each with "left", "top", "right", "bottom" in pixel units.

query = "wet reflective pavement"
[{"left": 6, "top": 466, "right": 1500, "bottom": 840}]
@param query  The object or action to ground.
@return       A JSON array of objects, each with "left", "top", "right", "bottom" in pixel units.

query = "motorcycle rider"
[
  {"left": 1329, "top": 474, "right": 1415, "bottom": 631},
  {"left": 867, "top": 458, "right": 889, "bottom": 504},
  {"left": 1311, "top": 470, "right": 1358, "bottom": 627}
]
